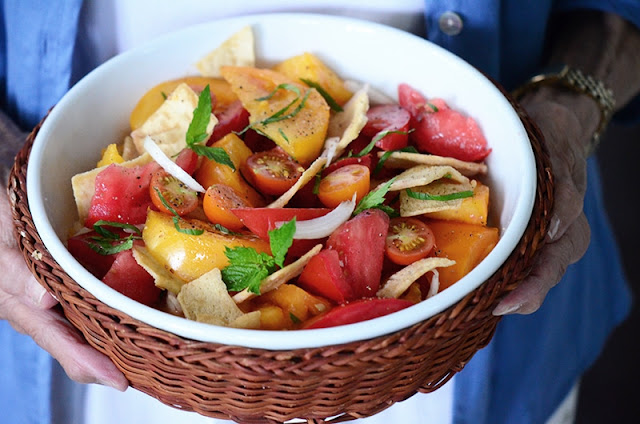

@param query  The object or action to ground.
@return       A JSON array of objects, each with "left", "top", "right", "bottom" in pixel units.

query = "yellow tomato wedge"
[
  {"left": 220, "top": 66, "right": 330, "bottom": 165},
  {"left": 142, "top": 210, "right": 270, "bottom": 282}
]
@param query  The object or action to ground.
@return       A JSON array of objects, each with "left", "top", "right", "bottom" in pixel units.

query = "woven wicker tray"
[{"left": 8, "top": 97, "right": 552, "bottom": 423}]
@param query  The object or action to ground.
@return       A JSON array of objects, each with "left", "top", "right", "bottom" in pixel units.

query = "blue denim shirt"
[{"left": 1, "top": 1, "right": 637, "bottom": 423}]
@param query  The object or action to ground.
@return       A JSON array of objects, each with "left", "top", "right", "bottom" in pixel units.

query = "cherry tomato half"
[
  {"left": 149, "top": 170, "right": 199, "bottom": 216},
  {"left": 317, "top": 164, "right": 370, "bottom": 208},
  {"left": 385, "top": 217, "right": 435, "bottom": 265},
  {"left": 241, "top": 147, "right": 304, "bottom": 196},
  {"left": 203, "top": 183, "right": 252, "bottom": 231}
]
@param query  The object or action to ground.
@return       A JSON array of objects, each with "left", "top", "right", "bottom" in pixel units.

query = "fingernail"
[
  {"left": 97, "top": 377, "right": 128, "bottom": 392},
  {"left": 492, "top": 302, "right": 522, "bottom": 316},
  {"left": 28, "top": 281, "right": 49, "bottom": 306},
  {"left": 547, "top": 215, "right": 560, "bottom": 241}
]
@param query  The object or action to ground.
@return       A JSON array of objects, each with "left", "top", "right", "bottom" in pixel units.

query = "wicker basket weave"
[{"left": 7, "top": 96, "right": 552, "bottom": 423}]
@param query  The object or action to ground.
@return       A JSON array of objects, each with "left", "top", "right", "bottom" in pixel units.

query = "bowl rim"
[{"left": 26, "top": 12, "right": 536, "bottom": 350}]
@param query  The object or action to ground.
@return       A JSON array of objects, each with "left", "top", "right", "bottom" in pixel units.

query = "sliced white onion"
[
  {"left": 322, "top": 136, "right": 340, "bottom": 166},
  {"left": 277, "top": 196, "right": 356, "bottom": 240},
  {"left": 143, "top": 136, "right": 205, "bottom": 193},
  {"left": 427, "top": 270, "right": 440, "bottom": 299}
]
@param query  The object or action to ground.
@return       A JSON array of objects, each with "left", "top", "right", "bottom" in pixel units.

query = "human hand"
[
  {"left": 0, "top": 188, "right": 128, "bottom": 390},
  {"left": 493, "top": 93, "right": 593, "bottom": 315}
]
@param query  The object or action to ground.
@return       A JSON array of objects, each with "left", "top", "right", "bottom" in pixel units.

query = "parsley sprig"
[
  {"left": 353, "top": 177, "right": 398, "bottom": 217},
  {"left": 405, "top": 188, "right": 474, "bottom": 201},
  {"left": 88, "top": 220, "right": 142, "bottom": 255},
  {"left": 185, "top": 85, "right": 235, "bottom": 171},
  {"left": 153, "top": 187, "right": 204, "bottom": 236},
  {"left": 221, "top": 218, "right": 296, "bottom": 295}
]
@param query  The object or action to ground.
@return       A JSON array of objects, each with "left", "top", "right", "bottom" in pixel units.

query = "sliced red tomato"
[
  {"left": 149, "top": 170, "right": 199, "bottom": 216},
  {"left": 326, "top": 209, "right": 390, "bottom": 299},
  {"left": 362, "top": 104, "right": 411, "bottom": 151},
  {"left": 231, "top": 207, "right": 331, "bottom": 257},
  {"left": 101, "top": 248, "right": 161, "bottom": 306},
  {"left": 399, "top": 83, "right": 491, "bottom": 161},
  {"left": 242, "top": 128, "right": 276, "bottom": 153},
  {"left": 303, "top": 298, "right": 414, "bottom": 329},
  {"left": 175, "top": 148, "right": 199, "bottom": 175},
  {"left": 321, "top": 154, "right": 373, "bottom": 177},
  {"left": 207, "top": 100, "right": 250, "bottom": 145},
  {"left": 203, "top": 184, "right": 252, "bottom": 231},
  {"left": 86, "top": 161, "right": 160, "bottom": 227},
  {"left": 385, "top": 217, "right": 435, "bottom": 265},
  {"left": 67, "top": 230, "right": 117, "bottom": 279},
  {"left": 231, "top": 207, "right": 330, "bottom": 239},
  {"left": 317, "top": 164, "right": 370, "bottom": 208},
  {"left": 298, "top": 249, "right": 353, "bottom": 303},
  {"left": 241, "top": 147, "right": 304, "bottom": 196}
]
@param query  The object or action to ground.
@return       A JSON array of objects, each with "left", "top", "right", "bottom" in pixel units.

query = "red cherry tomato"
[
  {"left": 241, "top": 147, "right": 304, "bottom": 196},
  {"left": 362, "top": 104, "right": 411, "bottom": 151},
  {"left": 385, "top": 217, "right": 435, "bottom": 265},
  {"left": 149, "top": 170, "right": 199, "bottom": 216},
  {"left": 207, "top": 100, "right": 250, "bottom": 145}
]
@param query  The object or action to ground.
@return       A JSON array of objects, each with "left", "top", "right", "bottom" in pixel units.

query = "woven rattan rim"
[{"left": 7, "top": 96, "right": 552, "bottom": 423}]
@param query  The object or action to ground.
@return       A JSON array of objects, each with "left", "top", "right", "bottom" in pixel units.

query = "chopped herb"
[
  {"left": 87, "top": 221, "right": 142, "bottom": 256},
  {"left": 289, "top": 312, "right": 301, "bottom": 324},
  {"left": 222, "top": 218, "right": 297, "bottom": 294},
  {"left": 300, "top": 78, "right": 343, "bottom": 112},
  {"left": 153, "top": 187, "right": 204, "bottom": 235},
  {"left": 374, "top": 146, "right": 419, "bottom": 174},
  {"left": 212, "top": 223, "right": 241, "bottom": 236},
  {"left": 312, "top": 171, "right": 322, "bottom": 194},
  {"left": 354, "top": 129, "right": 414, "bottom": 158},
  {"left": 353, "top": 177, "right": 397, "bottom": 216},
  {"left": 426, "top": 102, "right": 439, "bottom": 112},
  {"left": 405, "top": 188, "right": 474, "bottom": 201},
  {"left": 185, "top": 85, "right": 235, "bottom": 171},
  {"left": 278, "top": 127, "right": 290, "bottom": 143},
  {"left": 161, "top": 91, "right": 168, "bottom": 100}
]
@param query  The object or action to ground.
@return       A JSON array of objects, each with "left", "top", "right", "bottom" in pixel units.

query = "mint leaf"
[
  {"left": 405, "top": 188, "right": 474, "bottom": 201},
  {"left": 269, "top": 218, "right": 296, "bottom": 268},
  {"left": 353, "top": 177, "right": 397, "bottom": 216},
  {"left": 186, "top": 85, "right": 212, "bottom": 146},
  {"left": 222, "top": 263, "right": 272, "bottom": 294},
  {"left": 190, "top": 144, "right": 235, "bottom": 171}
]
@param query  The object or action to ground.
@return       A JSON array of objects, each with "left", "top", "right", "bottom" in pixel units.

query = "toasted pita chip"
[
  {"left": 387, "top": 165, "right": 469, "bottom": 192},
  {"left": 268, "top": 156, "right": 327, "bottom": 208},
  {"left": 378, "top": 151, "right": 487, "bottom": 177},
  {"left": 195, "top": 26, "right": 255, "bottom": 77},
  {"left": 120, "top": 136, "right": 139, "bottom": 161},
  {"left": 399, "top": 179, "right": 476, "bottom": 217},
  {"left": 377, "top": 257, "right": 455, "bottom": 299},
  {"left": 71, "top": 153, "right": 153, "bottom": 224},
  {"left": 177, "top": 268, "right": 245, "bottom": 326},
  {"left": 229, "top": 310, "right": 261, "bottom": 329},
  {"left": 132, "top": 246, "right": 186, "bottom": 294},
  {"left": 233, "top": 244, "right": 323, "bottom": 304},
  {"left": 131, "top": 83, "right": 217, "bottom": 158},
  {"left": 326, "top": 85, "right": 369, "bottom": 157}
]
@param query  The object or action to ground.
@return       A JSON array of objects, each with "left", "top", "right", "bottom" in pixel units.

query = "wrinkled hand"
[
  {"left": 0, "top": 189, "right": 128, "bottom": 390},
  {"left": 493, "top": 95, "right": 592, "bottom": 315}
]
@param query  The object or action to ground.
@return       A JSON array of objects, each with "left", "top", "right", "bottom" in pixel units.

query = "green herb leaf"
[
  {"left": 405, "top": 188, "right": 474, "bottom": 201},
  {"left": 426, "top": 102, "right": 439, "bottom": 112},
  {"left": 212, "top": 223, "right": 241, "bottom": 235},
  {"left": 289, "top": 312, "right": 301, "bottom": 324},
  {"left": 300, "top": 78, "right": 343, "bottom": 112},
  {"left": 190, "top": 144, "right": 236, "bottom": 171},
  {"left": 93, "top": 220, "right": 142, "bottom": 236},
  {"left": 88, "top": 236, "right": 136, "bottom": 256},
  {"left": 354, "top": 129, "right": 413, "bottom": 158},
  {"left": 374, "top": 146, "right": 419, "bottom": 174},
  {"left": 221, "top": 220, "right": 297, "bottom": 294},
  {"left": 269, "top": 218, "right": 296, "bottom": 268},
  {"left": 256, "top": 83, "right": 301, "bottom": 101},
  {"left": 353, "top": 177, "right": 397, "bottom": 216},
  {"left": 186, "top": 85, "right": 212, "bottom": 146}
]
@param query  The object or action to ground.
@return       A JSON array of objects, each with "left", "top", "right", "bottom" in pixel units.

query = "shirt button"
[{"left": 438, "top": 11, "right": 464, "bottom": 36}]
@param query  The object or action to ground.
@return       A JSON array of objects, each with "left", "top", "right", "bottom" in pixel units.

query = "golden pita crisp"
[
  {"left": 132, "top": 246, "right": 186, "bottom": 294},
  {"left": 195, "top": 26, "right": 255, "bottom": 77},
  {"left": 378, "top": 151, "right": 488, "bottom": 177},
  {"left": 268, "top": 157, "right": 327, "bottom": 208},
  {"left": 326, "top": 85, "right": 369, "bottom": 157},
  {"left": 130, "top": 83, "right": 217, "bottom": 158},
  {"left": 399, "top": 179, "right": 476, "bottom": 217},
  {"left": 377, "top": 257, "right": 455, "bottom": 299}
]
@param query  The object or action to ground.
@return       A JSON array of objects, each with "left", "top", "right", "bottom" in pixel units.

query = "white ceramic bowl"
[{"left": 27, "top": 13, "right": 536, "bottom": 350}]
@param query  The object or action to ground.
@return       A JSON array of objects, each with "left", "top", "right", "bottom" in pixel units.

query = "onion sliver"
[
  {"left": 143, "top": 136, "right": 205, "bottom": 193},
  {"left": 278, "top": 197, "right": 356, "bottom": 240}
]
